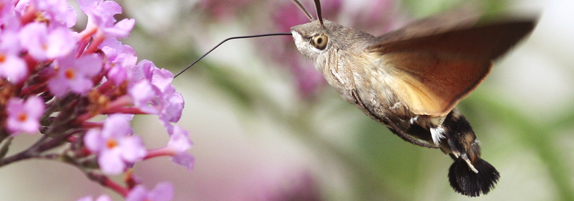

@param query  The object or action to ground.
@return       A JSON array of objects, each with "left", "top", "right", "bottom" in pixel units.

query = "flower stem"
[{"left": 86, "top": 171, "right": 129, "bottom": 197}]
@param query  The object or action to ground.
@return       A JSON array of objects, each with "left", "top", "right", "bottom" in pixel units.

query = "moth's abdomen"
[
  {"left": 440, "top": 109, "right": 500, "bottom": 197},
  {"left": 449, "top": 157, "right": 500, "bottom": 197}
]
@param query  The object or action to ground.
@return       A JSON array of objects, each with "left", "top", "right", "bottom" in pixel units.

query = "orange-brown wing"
[
  {"left": 380, "top": 51, "right": 491, "bottom": 116},
  {"left": 369, "top": 20, "right": 535, "bottom": 116}
]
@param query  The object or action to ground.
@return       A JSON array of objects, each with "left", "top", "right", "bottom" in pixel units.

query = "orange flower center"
[
  {"left": 106, "top": 139, "right": 118, "bottom": 149},
  {"left": 17, "top": 112, "right": 28, "bottom": 122},
  {"left": 64, "top": 69, "right": 75, "bottom": 79},
  {"left": 0, "top": 53, "right": 6, "bottom": 63}
]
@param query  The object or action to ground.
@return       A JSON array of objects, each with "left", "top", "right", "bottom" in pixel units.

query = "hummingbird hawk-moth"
[
  {"left": 289, "top": 0, "right": 535, "bottom": 197},
  {"left": 177, "top": 0, "right": 536, "bottom": 197}
]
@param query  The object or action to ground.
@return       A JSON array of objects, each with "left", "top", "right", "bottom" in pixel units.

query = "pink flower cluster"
[{"left": 0, "top": 0, "right": 192, "bottom": 200}]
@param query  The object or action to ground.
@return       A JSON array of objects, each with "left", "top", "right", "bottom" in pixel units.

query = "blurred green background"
[{"left": 1, "top": 0, "right": 573, "bottom": 200}]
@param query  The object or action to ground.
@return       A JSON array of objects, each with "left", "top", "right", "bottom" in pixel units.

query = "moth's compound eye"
[{"left": 311, "top": 34, "right": 328, "bottom": 50}]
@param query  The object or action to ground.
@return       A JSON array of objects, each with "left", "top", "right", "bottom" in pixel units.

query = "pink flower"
[
  {"left": 79, "top": 0, "right": 135, "bottom": 39},
  {"left": 126, "top": 182, "right": 174, "bottom": 201},
  {"left": 17, "top": 0, "right": 78, "bottom": 27},
  {"left": 84, "top": 114, "right": 147, "bottom": 175},
  {"left": 6, "top": 96, "right": 45, "bottom": 135},
  {"left": 76, "top": 195, "right": 112, "bottom": 201},
  {"left": 99, "top": 38, "right": 137, "bottom": 84},
  {"left": 168, "top": 126, "right": 194, "bottom": 170},
  {"left": 128, "top": 80, "right": 157, "bottom": 114},
  {"left": 172, "top": 153, "right": 194, "bottom": 171},
  {"left": 198, "top": 0, "right": 257, "bottom": 21},
  {"left": 18, "top": 22, "right": 77, "bottom": 61},
  {"left": 167, "top": 126, "right": 192, "bottom": 153},
  {"left": 145, "top": 125, "right": 194, "bottom": 171},
  {"left": 0, "top": 31, "right": 27, "bottom": 83},
  {"left": 47, "top": 53, "right": 102, "bottom": 97},
  {"left": 130, "top": 60, "right": 184, "bottom": 125},
  {"left": 0, "top": 0, "right": 16, "bottom": 19}
]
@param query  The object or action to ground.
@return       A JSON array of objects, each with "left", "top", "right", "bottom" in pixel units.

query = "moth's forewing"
[{"left": 368, "top": 20, "right": 535, "bottom": 116}]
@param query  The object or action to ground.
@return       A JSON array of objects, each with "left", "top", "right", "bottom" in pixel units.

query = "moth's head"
[
  {"left": 291, "top": 20, "right": 375, "bottom": 61},
  {"left": 290, "top": 20, "right": 337, "bottom": 60}
]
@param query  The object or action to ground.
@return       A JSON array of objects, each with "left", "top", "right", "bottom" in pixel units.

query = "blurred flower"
[
  {"left": 14, "top": 0, "right": 77, "bottom": 27},
  {"left": 79, "top": 0, "right": 134, "bottom": 38},
  {"left": 198, "top": 0, "right": 257, "bottom": 21},
  {"left": 19, "top": 22, "right": 76, "bottom": 60},
  {"left": 6, "top": 96, "right": 45, "bottom": 135},
  {"left": 126, "top": 182, "right": 174, "bottom": 201},
  {"left": 76, "top": 194, "right": 112, "bottom": 201},
  {"left": 267, "top": 172, "right": 322, "bottom": 201},
  {"left": 0, "top": 30, "right": 27, "bottom": 83},
  {"left": 145, "top": 125, "right": 194, "bottom": 170},
  {"left": 171, "top": 152, "right": 195, "bottom": 171}
]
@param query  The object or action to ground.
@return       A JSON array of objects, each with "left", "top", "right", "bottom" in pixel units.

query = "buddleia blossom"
[
  {"left": 0, "top": 29, "right": 27, "bottom": 83},
  {"left": 84, "top": 114, "right": 146, "bottom": 175},
  {"left": 5, "top": 96, "right": 44, "bottom": 135},
  {"left": 0, "top": 0, "right": 191, "bottom": 200},
  {"left": 77, "top": 194, "right": 112, "bottom": 201},
  {"left": 126, "top": 182, "right": 174, "bottom": 201}
]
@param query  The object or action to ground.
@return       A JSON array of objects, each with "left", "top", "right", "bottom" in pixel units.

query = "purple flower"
[
  {"left": 198, "top": 0, "right": 257, "bottom": 21},
  {"left": 76, "top": 195, "right": 112, "bottom": 201},
  {"left": 167, "top": 126, "right": 192, "bottom": 153},
  {"left": 16, "top": 0, "right": 78, "bottom": 27},
  {"left": 172, "top": 152, "right": 195, "bottom": 171},
  {"left": 18, "top": 22, "right": 77, "bottom": 61},
  {"left": 149, "top": 67, "right": 174, "bottom": 93},
  {"left": 0, "top": 30, "right": 27, "bottom": 83},
  {"left": 6, "top": 96, "right": 45, "bottom": 135},
  {"left": 144, "top": 125, "right": 194, "bottom": 170},
  {"left": 99, "top": 38, "right": 137, "bottom": 84},
  {"left": 84, "top": 114, "right": 146, "bottom": 175},
  {"left": 127, "top": 60, "right": 160, "bottom": 114},
  {"left": 126, "top": 182, "right": 174, "bottom": 201},
  {"left": 0, "top": 0, "right": 17, "bottom": 23},
  {"left": 79, "top": 0, "right": 135, "bottom": 38},
  {"left": 167, "top": 126, "right": 194, "bottom": 170},
  {"left": 131, "top": 59, "right": 154, "bottom": 82},
  {"left": 150, "top": 66, "right": 183, "bottom": 124},
  {"left": 128, "top": 80, "right": 158, "bottom": 114},
  {"left": 0, "top": 0, "right": 191, "bottom": 199},
  {"left": 79, "top": 0, "right": 121, "bottom": 26},
  {"left": 47, "top": 53, "right": 102, "bottom": 97},
  {"left": 131, "top": 60, "right": 184, "bottom": 124},
  {"left": 102, "top": 17, "right": 135, "bottom": 39},
  {"left": 157, "top": 85, "right": 184, "bottom": 125}
]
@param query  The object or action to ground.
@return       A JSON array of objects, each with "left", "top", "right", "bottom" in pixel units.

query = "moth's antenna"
[
  {"left": 290, "top": 0, "right": 314, "bottom": 21},
  {"left": 313, "top": 0, "right": 324, "bottom": 26},
  {"left": 174, "top": 32, "right": 292, "bottom": 78}
]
